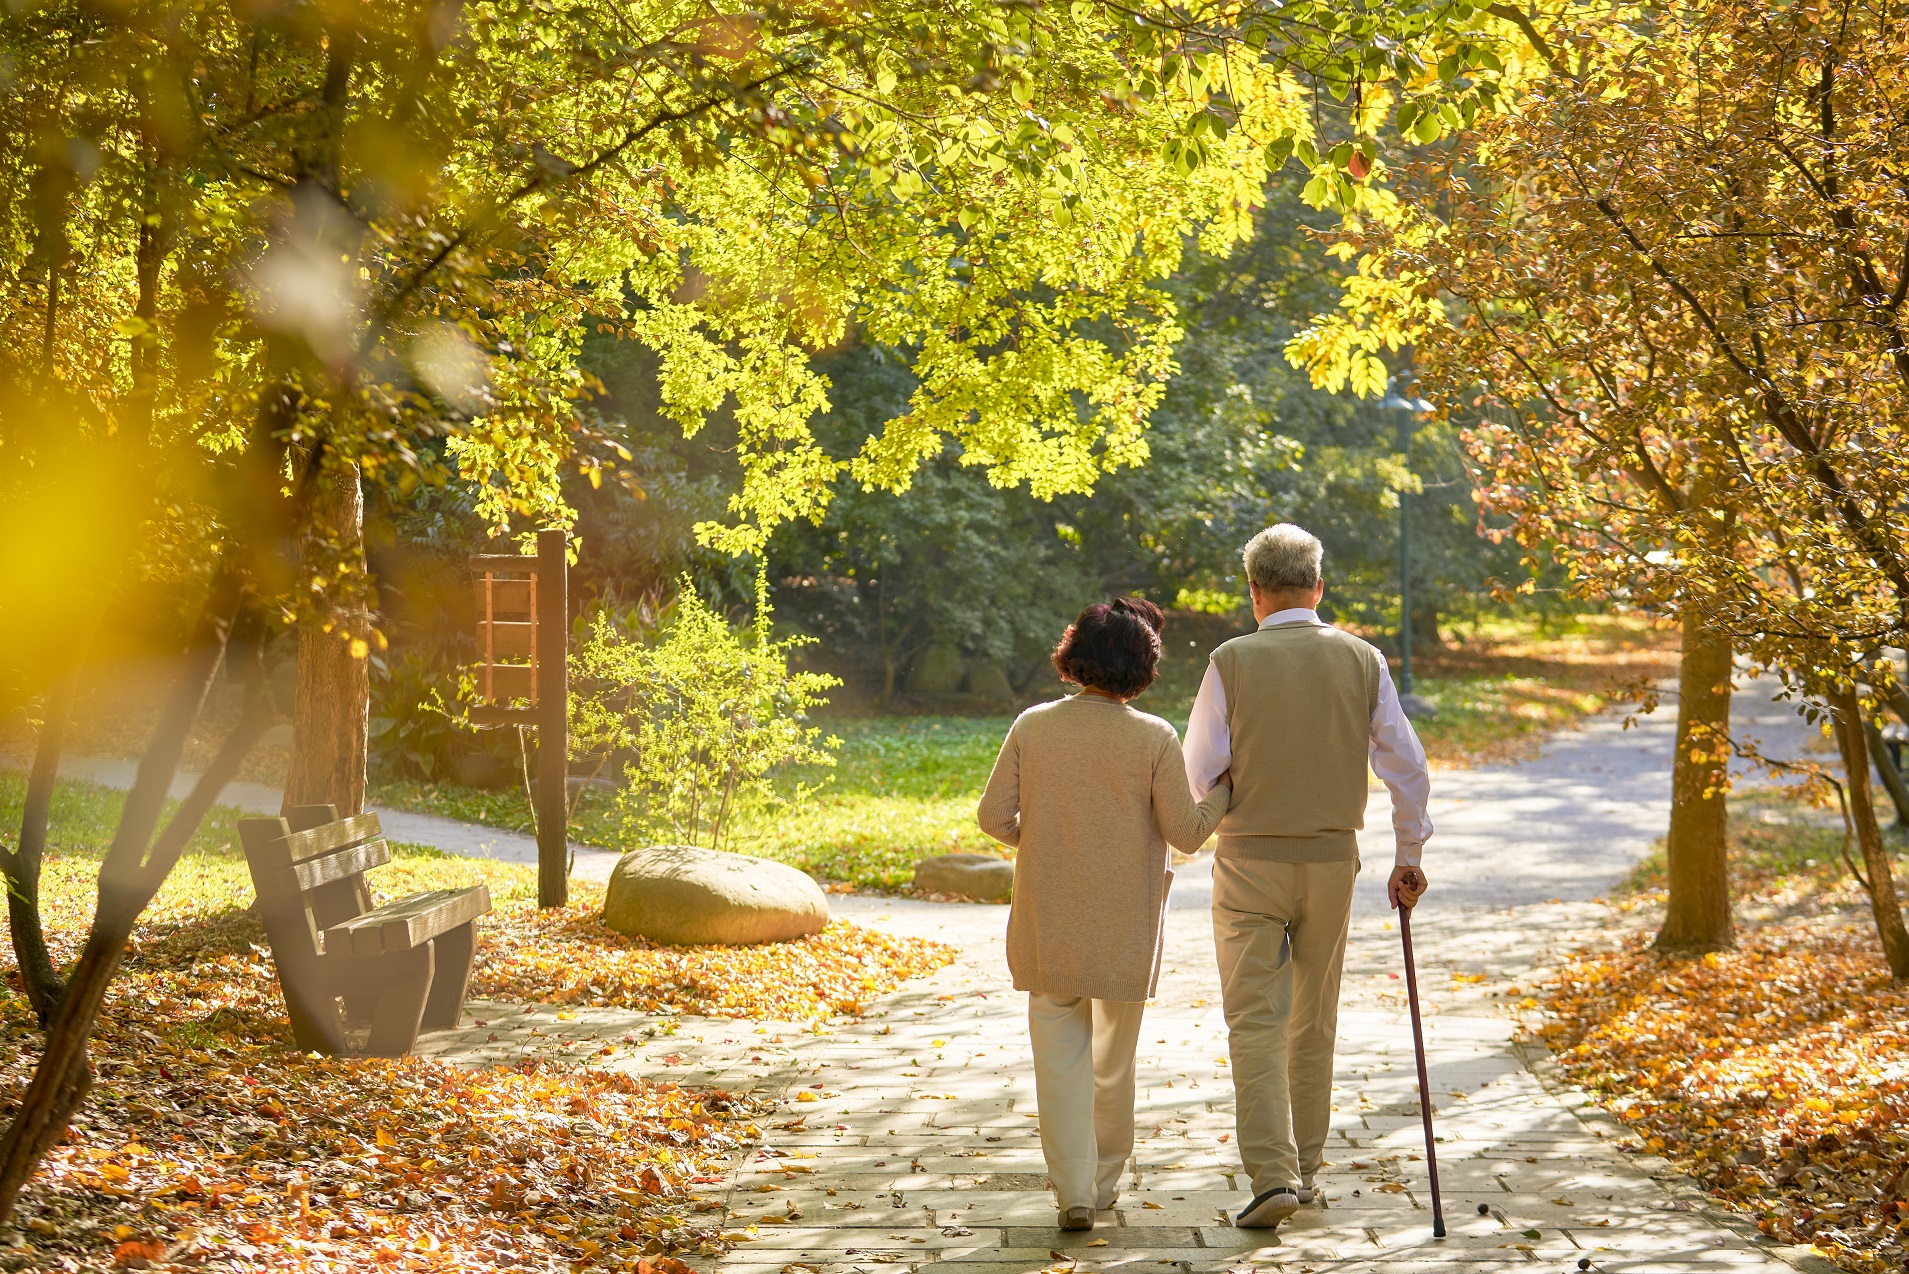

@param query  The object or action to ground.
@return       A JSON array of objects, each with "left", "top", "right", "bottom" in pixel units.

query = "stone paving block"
[
  {"left": 1003, "top": 1226, "right": 1205, "bottom": 1250},
  {"left": 1140, "top": 1176, "right": 1242, "bottom": 1196},
  {"left": 1110, "top": 1207, "right": 1235, "bottom": 1228},
  {"left": 725, "top": 1225, "right": 981, "bottom": 1250},
  {"left": 693, "top": 899, "right": 1797, "bottom": 1274}
]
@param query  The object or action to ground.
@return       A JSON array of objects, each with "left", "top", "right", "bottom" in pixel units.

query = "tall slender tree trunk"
[
  {"left": 1830, "top": 689, "right": 1909, "bottom": 980},
  {"left": 0, "top": 577, "right": 267, "bottom": 1226},
  {"left": 282, "top": 462, "right": 369, "bottom": 817},
  {"left": 5, "top": 669, "right": 78, "bottom": 1024},
  {"left": 1655, "top": 612, "right": 1734, "bottom": 952}
]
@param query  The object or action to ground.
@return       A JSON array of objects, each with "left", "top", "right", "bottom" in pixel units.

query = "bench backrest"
[{"left": 238, "top": 804, "right": 391, "bottom": 960}]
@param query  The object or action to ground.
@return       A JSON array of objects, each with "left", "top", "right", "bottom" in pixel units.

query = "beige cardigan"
[{"left": 976, "top": 695, "right": 1231, "bottom": 1002}]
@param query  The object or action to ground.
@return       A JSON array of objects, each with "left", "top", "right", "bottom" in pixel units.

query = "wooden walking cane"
[{"left": 1397, "top": 869, "right": 1446, "bottom": 1238}]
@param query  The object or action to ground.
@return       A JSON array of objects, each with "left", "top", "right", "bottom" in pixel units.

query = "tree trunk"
[
  {"left": 1654, "top": 613, "right": 1734, "bottom": 952},
  {"left": 1831, "top": 689, "right": 1909, "bottom": 980},
  {"left": 282, "top": 462, "right": 369, "bottom": 817},
  {"left": 1863, "top": 720, "right": 1909, "bottom": 828},
  {"left": 0, "top": 577, "right": 268, "bottom": 1226},
  {"left": 5, "top": 669, "right": 77, "bottom": 1024},
  {"left": 1866, "top": 674, "right": 1909, "bottom": 825}
]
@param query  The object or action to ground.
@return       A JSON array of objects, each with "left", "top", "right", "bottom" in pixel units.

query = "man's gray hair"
[{"left": 1242, "top": 524, "right": 1324, "bottom": 592}]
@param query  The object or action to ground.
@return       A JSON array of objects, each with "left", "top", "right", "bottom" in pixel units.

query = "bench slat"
[
  {"left": 289, "top": 839, "right": 392, "bottom": 894},
  {"left": 324, "top": 885, "right": 492, "bottom": 960},
  {"left": 248, "top": 813, "right": 383, "bottom": 871}
]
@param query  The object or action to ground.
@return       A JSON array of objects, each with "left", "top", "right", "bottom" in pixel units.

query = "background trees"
[
  {"left": 1, "top": 0, "right": 1536, "bottom": 1215},
  {"left": 1294, "top": 0, "right": 1909, "bottom": 970}
]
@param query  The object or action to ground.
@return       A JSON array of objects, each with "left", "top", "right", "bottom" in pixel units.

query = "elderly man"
[{"left": 1184, "top": 523, "right": 1433, "bottom": 1229}]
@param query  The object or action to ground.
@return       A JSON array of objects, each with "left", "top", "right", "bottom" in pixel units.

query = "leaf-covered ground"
[
  {"left": 1543, "top": 794, "right": 1909, "bottom": 1274},
  {"left": 1, "top": 1010, "right": 761, "bottom": 1273},
  {"left": 474, "top": 903, "right": 954, "bottom": 1019},
  {"left": 0, "top": 773, "right": 955, "bottom": 1270}
]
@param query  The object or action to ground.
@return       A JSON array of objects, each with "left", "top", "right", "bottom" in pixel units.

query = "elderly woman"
[{"left": 976, "top": 598, "right": 1231, "bottom": 1232}]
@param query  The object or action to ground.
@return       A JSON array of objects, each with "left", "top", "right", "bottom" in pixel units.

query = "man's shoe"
[
  {"left": 1295, "top": 1181, "right": 1318, "bottom": 1205},
  {"left": 1060, "top": 1207, "right": 1096, "bottom": 1231},
  {"left": 1236, "top": 1187, "right": 1301, "bottom": 1228}
]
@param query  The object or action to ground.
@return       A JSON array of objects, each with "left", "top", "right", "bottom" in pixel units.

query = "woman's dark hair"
[{"left": 1051, "top": 597, "right": 1165, "bottom": 698}]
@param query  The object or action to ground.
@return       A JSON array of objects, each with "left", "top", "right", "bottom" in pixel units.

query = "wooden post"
[{"left": 534, "top": 528, "right": 569, "bottom": 909}]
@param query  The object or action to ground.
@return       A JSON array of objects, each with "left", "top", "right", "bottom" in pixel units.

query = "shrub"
[{"left": 571, "top": 571, "right": 840, "bottom": 851}]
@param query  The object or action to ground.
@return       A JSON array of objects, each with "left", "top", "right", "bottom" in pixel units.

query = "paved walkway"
[
  {"left": 408, "top": 679, "right": 1830, "bottom": 1274},
  {"left": 418, "top": 896, "right": 1825, "bottom": 1273},
  {"left": 35, "top": 681, "right": 1835, "bottom": 1270}
]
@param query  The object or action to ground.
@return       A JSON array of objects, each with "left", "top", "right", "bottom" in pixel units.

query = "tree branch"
[{"left": 1485, "top": 3, "right": 1570, "bottom": 78}]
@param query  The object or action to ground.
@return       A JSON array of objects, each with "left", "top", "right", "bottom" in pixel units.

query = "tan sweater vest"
[{"left": 1211, "top": 620, "right": 1382, "bottom": 862}]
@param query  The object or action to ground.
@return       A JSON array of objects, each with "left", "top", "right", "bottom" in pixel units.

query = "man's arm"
[
  {"left": 1370, "top": 659, "right": 1433, "bottom": 906},
  {"left": 1183, "top": 662, "right": 1232, "bottom": 801}
]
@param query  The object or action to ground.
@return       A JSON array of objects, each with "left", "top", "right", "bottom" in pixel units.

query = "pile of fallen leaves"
[
  {"left": 473, "top": 902, "right": 954, "bottom": 1019},
  {"left": 1545, "top": 911, "right": 1909, "bottom": 1273},
  {"left": 1, "top": 998, "right": 766, "bottom": 1272}
]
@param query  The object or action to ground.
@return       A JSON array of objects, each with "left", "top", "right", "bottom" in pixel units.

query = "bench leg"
[
  {"left": 273, "top": 949, "right": 348, "bottom": 1055},
  {"left": 421, "top": 921, "right": 477, "bottom": 1031},
  {"left": 365, "top": 942, "right": 435, "bottom": 1058}
]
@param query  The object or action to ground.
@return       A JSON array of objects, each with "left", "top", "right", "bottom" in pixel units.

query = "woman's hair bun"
[{"left": 1110, "top": 596, "right": 1164, "bottom": 633}]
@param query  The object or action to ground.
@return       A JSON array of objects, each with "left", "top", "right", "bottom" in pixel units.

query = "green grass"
[
  {"left": 370, "top": 715, "right": 1016, "bottom": 892},
  {"left": 732, "top": 717, "right": 1009, "bottom": 889},
  {"left": 362, "top": 614, "right": 1682, "bottom": 893},
  {"left": 1, "top": 772, "right": 539, "bottom": 959}
]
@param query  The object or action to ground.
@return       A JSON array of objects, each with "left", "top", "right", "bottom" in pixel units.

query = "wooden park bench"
[{"left": 238, "top": 805, "right": 492, "bottom": 1057}]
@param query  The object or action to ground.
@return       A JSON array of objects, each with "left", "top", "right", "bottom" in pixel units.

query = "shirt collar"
[{"left": 1258, "top": 607, "right": 1321, "bottom": 629}]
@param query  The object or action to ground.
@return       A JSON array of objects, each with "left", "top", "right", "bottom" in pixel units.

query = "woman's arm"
[
  {"left": 975, "top": 722, "right": 1023, "bottom": 848},
  {"left": 1153, "top": 731, "right": 1230, "bottom": 853}
]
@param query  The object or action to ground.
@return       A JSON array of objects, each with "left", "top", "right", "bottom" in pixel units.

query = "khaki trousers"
[
  {"left": 1027, "top": 994, "right": 1146, "bottom": 1211},
  {"left": 1211, "top": 856, "right": 1359, "bottom": 1196}
]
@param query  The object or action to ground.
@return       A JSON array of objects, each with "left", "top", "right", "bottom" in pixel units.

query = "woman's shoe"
[{"left": 1059, "top": 1207, "right": 1096, "bottom": 1231}]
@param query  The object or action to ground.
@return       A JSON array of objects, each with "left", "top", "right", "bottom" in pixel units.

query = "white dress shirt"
[{"left": 1182, "top": 608, "right": 1433, "bottom": 867}]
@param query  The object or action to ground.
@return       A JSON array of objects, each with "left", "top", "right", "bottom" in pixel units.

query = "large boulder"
[
  {"left": 905, "top": 643, "right": 966, "bottom": 695},
  {"left": 913, "top": 853, "right": 1015, "bottom": 903},
  {"left": 962, "top": 660, "right": 1015, "bottom": 703},
  {"left": 603, "top": 846, "right": 829, "bottom": 946}
]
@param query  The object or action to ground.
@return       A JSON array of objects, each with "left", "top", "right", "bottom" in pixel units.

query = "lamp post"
[{"left": 1381, "top": 382, "right": 1435, "bottom": 719}]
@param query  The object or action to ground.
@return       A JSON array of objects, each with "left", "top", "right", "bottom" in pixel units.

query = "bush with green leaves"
[{"left": 571, "top": 574, "right": 840, "bottom": 852}]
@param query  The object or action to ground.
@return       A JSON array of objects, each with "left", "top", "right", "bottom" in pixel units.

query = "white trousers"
[{"left": 1027, "top": 993, "right": 1146, "bottom": 1211}]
